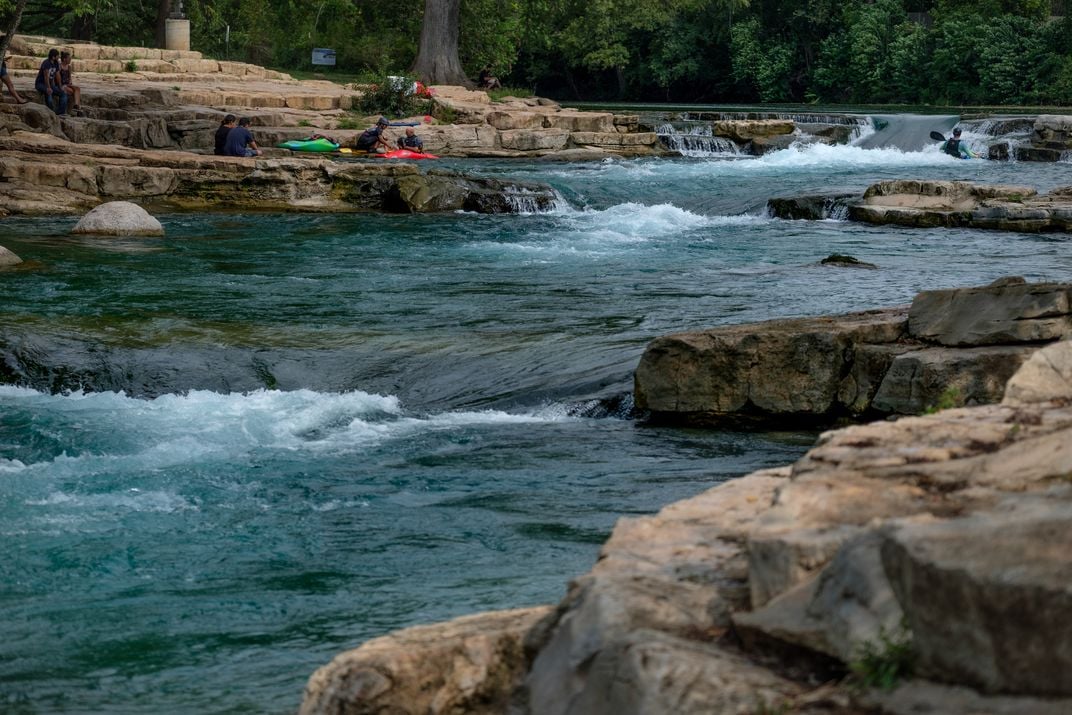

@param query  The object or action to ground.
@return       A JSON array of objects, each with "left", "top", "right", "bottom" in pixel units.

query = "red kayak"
[{"left": 375, "top": 149, "right": 439, "bottom": 160}]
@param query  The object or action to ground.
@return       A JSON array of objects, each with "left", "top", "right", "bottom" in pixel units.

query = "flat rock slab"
[{"left": 909, "top": 280, "right": 1072, "bottom": 346}]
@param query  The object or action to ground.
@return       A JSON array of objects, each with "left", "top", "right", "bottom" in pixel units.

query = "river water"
[{"left": 2, "top": 130, "right": 1071, "bottom": 713}]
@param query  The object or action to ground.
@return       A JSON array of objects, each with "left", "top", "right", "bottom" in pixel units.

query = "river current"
[{"left": 2, "top": 133, "right": 1071, "bottom": 713}]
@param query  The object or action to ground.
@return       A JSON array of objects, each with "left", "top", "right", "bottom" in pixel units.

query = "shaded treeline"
[{"left": 3, "top": 0, "right": 1071, "bottom": 104}]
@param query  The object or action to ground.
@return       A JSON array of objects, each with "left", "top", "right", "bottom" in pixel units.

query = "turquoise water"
[{"left": 2, "top": 140, "right": 1071, "bottom": 714}]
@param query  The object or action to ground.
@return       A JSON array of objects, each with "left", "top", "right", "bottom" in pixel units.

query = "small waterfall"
[
  {"left": 656, "top": 122, "right": 743, "bottom": 157},
  {"left": 853, "top": 114, "right": 960, "bottom": 151},
  {"left": 503, "top": 187, "right": 559, "bottom": 214},
  {"left": 826, "top": 202, "right": 850, "bottom": 221}
]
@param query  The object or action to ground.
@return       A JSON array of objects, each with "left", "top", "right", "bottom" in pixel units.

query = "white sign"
[{"left": 311, "top": 48, "right": 336, "bottom": 66}]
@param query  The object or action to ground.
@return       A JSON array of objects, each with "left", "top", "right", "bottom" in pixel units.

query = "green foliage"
[
  {"left": 5, "top": 0, "right": 1072, "bottom": 105},
  {"left": 354, "top": 74, "right": 434, "bottom": 118},
  {"left": 488, "top": 85, "right": 533, "bottom": 100},
  {"left": 730, "top": 17, "right": 793, "bottom": 102},
  {"left": 124, "top": 59, "right": 137, "bottom": 72},
  {"left": 924, "top": 386, "right": 963, "bottom": 414},
  {"left": 850, "top": 623, "right": 915, "bottom": 691}
]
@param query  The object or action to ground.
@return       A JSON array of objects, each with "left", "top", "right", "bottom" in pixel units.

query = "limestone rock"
[
  {"left": 870, "top": 345, "right": 1036, "bottom": 414},
  {"left": 526, "top": 470, "right": 790, "bottom": 714},
  {"left": 860, "top": 679, "right": 1072, "bottom": 715},
  {"left": 1003, "top": 339, "right": 1072, "bottom": 405},
  {"left": 908, "top": 280, "right": 1072, "bottom": 346},
  {"left": 712, "top": 119, "right": 794, "bottom": 142},
  {"left": 71, "top": 201, "right": 164, "bottom": 236},
  {"left": 565, "top": 629, "right": 803, "bottom": 715},
  {"left": 734, "top": 530, "right": 904, "bottom": 663},
  {"left": 633, "top": 308, "right": 908, "bottom": 427},
  {"left": 882, "top": 498, "right": 1072, "bottom": 696},
  {"left": 299, "top": 607, "right": 550, "bottom": 715},
  {"left": 0, "top": 245, "right": 23, "bottom": 266},
  {"left": 767, "top": 194, "right": 856, "bottom": 221}
]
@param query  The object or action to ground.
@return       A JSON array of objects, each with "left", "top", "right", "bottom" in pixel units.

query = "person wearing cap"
[
  {"left": 943, "top": 128, "right": 979, "bottom": 159},
  {"left": 354, "top": 117, "right": 391, "bottom": 153},
  {"left": 1, "top": 53, "right": 28, "bottom": 105}
]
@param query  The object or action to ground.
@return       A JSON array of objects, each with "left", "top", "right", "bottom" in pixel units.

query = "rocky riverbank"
[
  {"left": 299, "top": 328, "right": 1072, "bottom": 714},
  {"left": 0, "top": 132, "right": 557, "bottom": 216}
]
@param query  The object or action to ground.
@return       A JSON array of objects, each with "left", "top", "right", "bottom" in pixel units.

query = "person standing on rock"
[
  {"left": 34, "top": 48, "right": 67, "bottom": 115},
  {"left": 224, "top": 117, "right": 262, "bottom": 157},
  {"left": 58, "top": 51, "right": 81, "bottom": 112},
  {"left": 214, "top": 114, "right": 236, "bottom": 156},
  {"left": 354, "top": 117, "right": 391, "bottom": 154}
]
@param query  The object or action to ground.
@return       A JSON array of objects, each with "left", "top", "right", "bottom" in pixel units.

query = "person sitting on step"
[
  {"left": 35, "top": 48, "right": 67, "bottom": 115},
  {"left": 223, "top": 116, "right": 262, "bottom": 157},
  {"left": 59, "top": 51, "right": 82, "bottom": 112},
  {"left": 214, "top": 114, "right": 236, "bottom": 156}
]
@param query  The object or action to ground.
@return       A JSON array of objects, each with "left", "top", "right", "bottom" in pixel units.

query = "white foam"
[
  {"left": 25, "top": 488, "right": 197, "bottom": 513},
  {"left": 1, "top": 387, "right": 578, "bottom": 473}
]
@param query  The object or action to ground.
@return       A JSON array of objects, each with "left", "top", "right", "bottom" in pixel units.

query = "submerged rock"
[
  {"left": 71, "top": 201, "right": 164, "bottom": 236},
  {"left": 820, "top": 254, "right": 877, "bottom": 269},
  {"left": 0, "top": 245, "right": 22, "bottom": 266}
]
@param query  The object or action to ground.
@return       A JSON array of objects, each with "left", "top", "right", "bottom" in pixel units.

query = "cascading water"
[{"left": 655, "top": 122, "right": 744, "bottom": 157}]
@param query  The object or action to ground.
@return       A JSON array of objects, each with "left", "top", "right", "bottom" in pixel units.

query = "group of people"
[
  {"left": 35, "top": 48, "right": 80, "bottom": 114},
  {"left": 354, "top": 116, "right": 424, "bottom": 154},
  {"left": 2, "top": 47, "right": 80, "bottom": 113},
  {"left": 214, "top": 114, "right": 263, "bottom": 157}
]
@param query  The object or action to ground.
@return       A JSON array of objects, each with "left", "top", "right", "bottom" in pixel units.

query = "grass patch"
[
  {"left": 850, "top": 624, "right": 915, "bottom": 691},
  {"left": 923, "top": 386, "right": 963, "bottom": 414},
  {"left": 488, "top": 86, "right": 534, "bottom": 101},
  {"left": 124, "top": 59, "right": 138, "bottom": 73}
]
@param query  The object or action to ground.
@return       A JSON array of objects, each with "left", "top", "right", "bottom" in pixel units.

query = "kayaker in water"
[
  {"left": 355, "top": 117, "right": 391, "bottom": 154},
  {"left": 396, "top": 127, "right": 424, "bottom": 152},
  {"left": 943, "top": 128, "right": 979, "bottom": 159}
]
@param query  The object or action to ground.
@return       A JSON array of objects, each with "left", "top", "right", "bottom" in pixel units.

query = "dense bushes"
[{"left": 3, "top": 0, "right": 1071, "bottom": 105}]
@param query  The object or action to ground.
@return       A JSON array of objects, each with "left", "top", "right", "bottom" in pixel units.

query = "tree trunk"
[
  {"left": 410, "top": 0, "right": 470, "bottom": 86},
  {"left": 0, "top": 0, "right": 30, "bottom": 61},
  {"left": 72, "top": 13, "right": 96, "bottom": 42},
  {"left": 155, "top": 0, "right": 172, "bottom": 49}
]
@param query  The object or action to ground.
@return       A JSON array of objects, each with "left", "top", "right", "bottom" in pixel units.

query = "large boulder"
[
  {"left": 633, "top": 308, "right": 908, "bottom": 427},
  {"left": 71, "top": 201, "right": 165, "bottom": 236},
  {"left": 300, "top": 607, "right": 550, "bottom": 715},
  {"left": 908, "top": 278, "right": 1072, "bottom": 346},
  {"left": 0, "top": 245, "right": 23, "bottom": 266},
  {"left": 882, "top": 498, "right": 1072, "bottom": 696},
  {"left": 1003, "top": 339, "right": 1072, "bottom": 405}
]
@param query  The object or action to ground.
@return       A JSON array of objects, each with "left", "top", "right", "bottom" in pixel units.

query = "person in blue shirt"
[
  {"left": 355, "top": 117, "right": 391, "bottom": 153},
  {"left": 396, "top": 127, "right": 424, "bottom": 152},
  {"left": 224, "top": 117, "right": 262, "bottom": 157},
  {"left": 34, "top": 48, "right": 66, "bottom": 114},
  {"left": 943, "top": 128, "right": 979, "bottom": 159}
]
